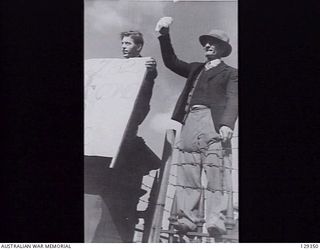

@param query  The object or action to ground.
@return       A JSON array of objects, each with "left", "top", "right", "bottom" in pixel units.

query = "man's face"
[
  {"left": 203, "top": 40, "right": 223, "bottom": 60},
  {"left": 121, "top": 36, "right": 141, "bottom": 58}
]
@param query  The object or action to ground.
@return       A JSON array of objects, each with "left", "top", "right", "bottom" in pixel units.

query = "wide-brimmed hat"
[{"left": 199, "top": 29, "right": 232, "bottom": 57}]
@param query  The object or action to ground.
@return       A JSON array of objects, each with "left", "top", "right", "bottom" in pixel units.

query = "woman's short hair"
[{"left": 120, "top": 30, "right": 144, "bottom": 47}]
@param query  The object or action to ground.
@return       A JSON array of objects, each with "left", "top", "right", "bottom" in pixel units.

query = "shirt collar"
[{"left": 204, "top": 59, "right": 221, "bottom": 71}]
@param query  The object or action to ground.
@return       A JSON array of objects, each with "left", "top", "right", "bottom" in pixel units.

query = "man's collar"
[{"left": 205, "top": 59, "right": 221, "bottom": 70}]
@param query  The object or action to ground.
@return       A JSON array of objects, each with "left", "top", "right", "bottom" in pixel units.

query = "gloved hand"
[{"left": 155, "top": 17, "right": 173, "bottom": 35}]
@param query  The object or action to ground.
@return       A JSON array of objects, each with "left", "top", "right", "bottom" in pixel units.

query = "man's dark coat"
[{"left": 158, "top": 34, "right": 238, "bottom": 132}]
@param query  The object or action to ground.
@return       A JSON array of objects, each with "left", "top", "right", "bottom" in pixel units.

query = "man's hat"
[{"left": 199, "top": 29, "right": 232, "bottom": 57}]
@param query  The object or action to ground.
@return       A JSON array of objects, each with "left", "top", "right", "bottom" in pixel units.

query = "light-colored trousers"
[{"left": 174, "top": 106, "right": 228, "bottom": 233}]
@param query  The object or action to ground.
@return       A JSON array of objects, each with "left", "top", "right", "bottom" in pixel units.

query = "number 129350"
[{"left": 301, "top": 244, "right": 319, "bottom": 248}]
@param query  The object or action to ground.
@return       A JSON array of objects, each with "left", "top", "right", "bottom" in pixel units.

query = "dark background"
[{"left": 1, "top": 0, "right": 320, "bottom": 242}]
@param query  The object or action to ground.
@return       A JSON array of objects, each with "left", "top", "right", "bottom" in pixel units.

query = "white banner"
[{"left": 84, "top": 57, "right": 148, "bottom": 167}]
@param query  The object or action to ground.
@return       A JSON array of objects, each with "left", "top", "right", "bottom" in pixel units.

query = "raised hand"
[{"left": 155, "top": 17, "right": 173, "bottom": 35}]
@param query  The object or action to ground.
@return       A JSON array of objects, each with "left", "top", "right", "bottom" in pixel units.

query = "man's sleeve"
[
  {"left": 158, "top": 34, "right": 191, "bottom": 78},
  {"left": 132, "top": 68, "right": 157, "bottom": 126},
  {"left": 219, "top": 68, "right": 238, "bottom": 130}
]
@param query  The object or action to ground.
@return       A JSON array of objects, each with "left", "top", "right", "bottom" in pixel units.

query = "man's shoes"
[
  {"left": 172, "top": 222, "right": 191, "bottom": 234},
  {"left": 207, "top": 226, "right": 226, "bottom": 238},
  {"left": 172, "top": 218, "right": 197, "bottom": 235}
]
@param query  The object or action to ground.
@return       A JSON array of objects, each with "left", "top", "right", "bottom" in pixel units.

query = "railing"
[
  {"left": 147, "top": 129, "right": 176, "bottom": 243},
  {"left": 134, "top": 129, "right": 238, "bottom": 243}
]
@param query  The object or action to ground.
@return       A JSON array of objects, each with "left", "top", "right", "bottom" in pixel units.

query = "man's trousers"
[{"left": 174, "top": 105, "right": 228, "bottom": 234}]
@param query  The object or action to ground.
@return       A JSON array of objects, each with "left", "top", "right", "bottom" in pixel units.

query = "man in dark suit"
[{"left": 156, "top": 17, "right": 238, "bottom": 238}]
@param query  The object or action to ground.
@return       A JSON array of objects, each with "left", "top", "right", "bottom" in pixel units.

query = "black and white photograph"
[
  {"left": 3, "top": 0, "right": 320, "bottom": 245},
  {"left": 84, "top": 0, "right": 238, "bottom": 243}
]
